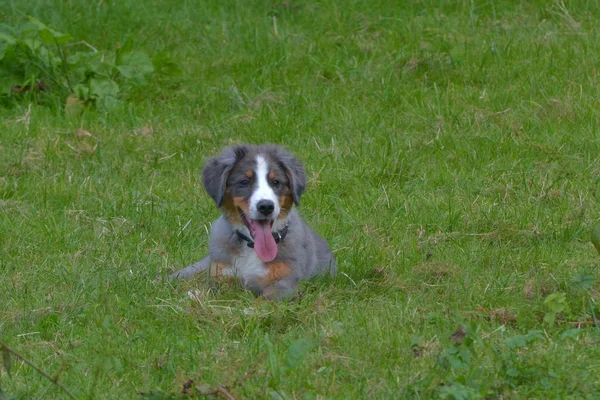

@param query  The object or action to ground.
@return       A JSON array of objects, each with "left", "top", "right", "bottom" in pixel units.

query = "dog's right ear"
[
  {"left": 202, "top": 145, "right": 248, "bottom": 206},
  {"left": 275, "top": 147, "right": 306, "bottom": 205}
]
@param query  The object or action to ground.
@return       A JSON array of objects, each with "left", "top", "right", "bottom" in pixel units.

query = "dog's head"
[{"left": 202, "top": 144, "right": 306, "bottom": 262}]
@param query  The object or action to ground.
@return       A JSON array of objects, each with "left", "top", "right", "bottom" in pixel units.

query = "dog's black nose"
[{"left": 257, "top": 200, "right": 275, "bottom": 216}]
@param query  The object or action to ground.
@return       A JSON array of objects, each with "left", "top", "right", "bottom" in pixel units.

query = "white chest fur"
[{"left": 223, "top": 246, "right": 269, "bottom": 287}]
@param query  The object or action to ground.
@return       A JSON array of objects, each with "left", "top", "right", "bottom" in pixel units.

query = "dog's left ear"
[
  {"left": 276, "top": 148, "right": 306, "bottom": 205},
  {"left": 203, "top": 145, "right": 248, "bottom": 206}
]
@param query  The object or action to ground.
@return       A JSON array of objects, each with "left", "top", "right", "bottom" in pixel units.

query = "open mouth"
[{"left": 239, "top": 208, "right": 277, "bottom": 263}]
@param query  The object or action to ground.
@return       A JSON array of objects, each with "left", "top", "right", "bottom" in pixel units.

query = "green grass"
[{"left": 1, "top": 0, "right": 600, "bottom": 398}]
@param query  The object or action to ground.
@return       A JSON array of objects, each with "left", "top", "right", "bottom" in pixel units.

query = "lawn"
[{"left": 1, "top": 0, "right": 600, "bottom": 398}]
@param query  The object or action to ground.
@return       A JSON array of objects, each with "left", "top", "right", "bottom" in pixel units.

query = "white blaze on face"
[{"left": 249, "top": 155, "right": 280, "bottom": 221}]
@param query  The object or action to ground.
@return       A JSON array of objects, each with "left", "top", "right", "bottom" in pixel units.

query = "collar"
[{"left": 235, "top": 223, "right": 289, "bottom": 249}]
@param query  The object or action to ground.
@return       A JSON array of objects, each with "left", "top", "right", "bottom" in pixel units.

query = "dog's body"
[{"left": 169, "top": 144, "right": 336, "bottom": 299}]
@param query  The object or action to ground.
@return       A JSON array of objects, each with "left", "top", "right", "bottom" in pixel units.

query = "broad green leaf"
[
  {"left": 20, "top": 21, "right": 44, "bottom": 36},
  {"left": 96, "top": 95, "right": 121, "bottom": 111},
  {"left": 0, "top": 29, "right": 17, "bottom": 61},
  {"left": 116, "top": 51, "right": 154, "bottom": 83},
  {"left": 507, "top": 331, "right": 543, "bottom": 348},
  {"left": 285, "top": 338, "right": 317, "bottom": 370},
  {"left": 591, "top": 221, "right": 600, "bottom": 255},
  {"left": 544, "top": 292, "right": 569, "bottom": 314},
  {"left": 571, "top": 270, "right": 595, "bottom": 290},
  {"left": 0, "top": 41, "right": 14, "bottom": 61},
  {"left": 0, "top": 74, "right": 22, "bottom": 95},
  {"left": 115, "top": 36, "right": 135, "bottom": 64},
  {"left": 90, "top": 78, "right": 119, "bottom": 98},
  {"left": 22, "top": 38, "right": 42, "bottom": 52},
  {"left": 525, "top": 330, "right": 544, "bottom": 341},
  {"left": 117, "top": 51, "right": 153, "bottom": 70},
  {"left": 67, "top": 50, "right": 100, "bottom": 66},
  {"left": 69, "top": 66, "right": 88, "bottom": 85},
  {"left": 31, "top": 45, "right": 61, "bottom": 68},
  {"left": 543, "top": 312, "right": 557, "bottom": 327},
  {"left": 88, "top": 59, "right": 112, "bottom": 77},
  {"left": 72, "top": 83, "right": 91, "bottom": 100},
  {"left": 152, "top": 53, "right": 183, "bottom": 76},
  {"left": 0, "top": 32, "right": 16, "bottom": 45},
  {"left": 38, "top": 29, "right": 72, "bottom": 45},
  {"left": 505, "top": 335, "right": 527, "bottom": 349},
  {"left": 0, "top": 23, "right": 15, "bottom": 35},
  {"left": 27, "top": 17, "right": 72, "bottom": 44},
  {"left": 26, "top": 17, "right": 49, "bottom": 31},
  {"left": 410, "top": 335, "right": 422, "bottom": 349}
]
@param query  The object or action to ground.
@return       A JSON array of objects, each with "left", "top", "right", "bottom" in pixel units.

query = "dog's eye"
[
  {"left": 272, "top": 179, "right": 280, "bottom": 186},
  {"left": 239, "top": 179, "right": 250, "bottom": 186}
]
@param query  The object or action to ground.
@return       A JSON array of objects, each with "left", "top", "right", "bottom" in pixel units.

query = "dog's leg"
[
  {"left": 208, "top": 261, "right": 237, "bottom": 285},
  {"left": 259, "top": 263, "right": 298, "bottom": 300},
  {"left": 261, "top": 278, "right": 298, "bottom": 300},
  {"left": 168, "top": 255, "right": 211, "bottom": 280}
]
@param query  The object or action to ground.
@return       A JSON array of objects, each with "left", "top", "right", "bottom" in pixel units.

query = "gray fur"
[
  {"left": 169, "top": 144, "right": 336, "bottom": 300},
  {"left": 202, "top": 145, "right": 249, "bottom": 206},
  {"left": 203, "top": 209, "right": 335, "bottom": 299},
  {"left": 272, "top": 145, "right": 306, "bottom": 204},
  {"left": 168, "top": 256, "right": 210, "bottom": 280}
]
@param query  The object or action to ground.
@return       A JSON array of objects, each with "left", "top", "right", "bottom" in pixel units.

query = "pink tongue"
[{"left": 252, "top": 220, "right": 277, "bottom": 262}]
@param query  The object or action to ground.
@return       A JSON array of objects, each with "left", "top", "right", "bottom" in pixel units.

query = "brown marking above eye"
[
  {"left": 245, "top": 170, "right": 253, "bottom": 178},
  {"left": 268, "top": 170, "right": 276, "bottom": 180}
]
